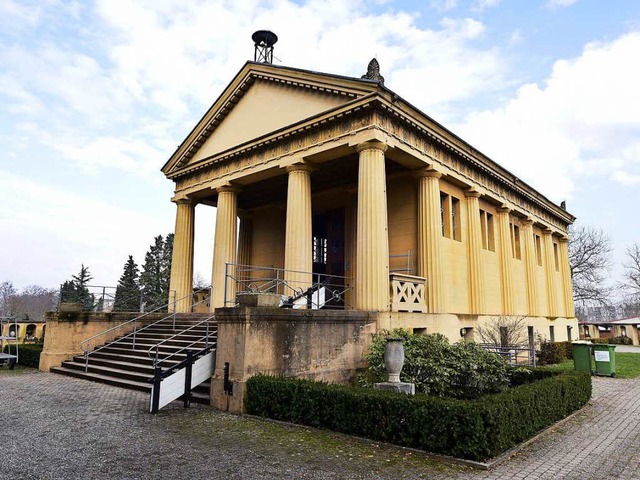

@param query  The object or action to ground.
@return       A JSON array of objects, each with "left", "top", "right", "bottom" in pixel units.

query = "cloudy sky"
[{"left": 1, "top": 0, "right": 638, "bottom": 293}]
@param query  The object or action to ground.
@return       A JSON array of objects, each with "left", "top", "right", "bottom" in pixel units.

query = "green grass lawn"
[{"left": 548, "top": 353, "right": 640, "bottom": 379}]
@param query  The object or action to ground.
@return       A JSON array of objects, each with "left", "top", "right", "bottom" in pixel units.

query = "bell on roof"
[{"left": 361, "top": 58, "right": 384, "bottom": 85}]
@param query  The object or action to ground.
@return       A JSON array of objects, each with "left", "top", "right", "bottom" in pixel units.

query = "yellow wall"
[
  {"left": 439, "top": 180, "right": 469, "bottom": 314},
  {"left": 387, "top": 176, "right": 417, "bottom": 274},
  {"left": 479, "top": 199, "right": 501, "bottom": 315},
  {"left": 249, "top": 205, "right": 285, "bottom": 273}
]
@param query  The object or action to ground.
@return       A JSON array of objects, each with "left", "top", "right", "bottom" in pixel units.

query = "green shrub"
[
  {"left": 536, "top": 341, "right": 566, "bottom": 365},
  {"left": 3, "top": 344, "right": 42, "bottom": 368},
  {"left": 246, "top": 370, "right": 591, "bottom": 461},
  {"left": 555, "top": 341, "right": 573, "bottom": 360},
  {"left": 363, "top": 329, "right": 509, "bottom": 399},
  {"left": 609, "top": 335, "right": 632, "bottom": 345},
  {"left": 589, "top": 338, "right": 609, "bottom": 344}
]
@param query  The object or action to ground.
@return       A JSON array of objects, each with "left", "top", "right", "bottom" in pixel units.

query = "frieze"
[
  {"left": 380, "top": 112, "right": 570, "bottom": 232},
  {"left": 174, "top": 110, "right": 374, "bottom": 194}
]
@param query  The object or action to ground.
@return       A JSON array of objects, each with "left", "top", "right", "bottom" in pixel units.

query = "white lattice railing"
[{"left": 390, "top": 273, "right": 427, "bottom": 313}]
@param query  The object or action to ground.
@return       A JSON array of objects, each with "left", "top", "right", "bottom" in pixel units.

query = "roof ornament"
[
  {"left": 252, "top": 30, "right": 278, "bottom": 64},
  {"left": 361, "top": 58, "right": 385, "bottom": 85}
]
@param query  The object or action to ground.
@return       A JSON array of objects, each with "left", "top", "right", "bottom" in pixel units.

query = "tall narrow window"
[
  {"left": 510, "top": 222, "right": 521, "bottom": 259},
  {"left": 440, "top": 192, "right": 461, "bottom": 241},
  {"left": 451, "top": 196, "right": 461, "bottom": 241},
  {"left": 479, "top": 210, "right": 495, "bottom": 251},
  {"left": 553, "top": 243, "right": 559, "bottom": 271},
  {"left": 440, "top": 192, "right": 448, "bottom": 237},
  {"left": 549, "top": 325, "right": 555, "bottom": 343},
  {"left": 535, "top": 234, "right": 542, "bottom": 266}
]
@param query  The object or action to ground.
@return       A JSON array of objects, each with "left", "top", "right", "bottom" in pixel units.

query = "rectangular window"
[
  {"left": 584, "top": 326, "right": 590, "bottom": 338},
  {"left": 451, "top": 196, "right": 461, "bottom": 241},
  {"left": 549, "top": 325, "right": 555, "bottom": 343},
  {"left": 440, "top": 192, "right": 448, "bottom": 237},
  {"left": 535, "top": 234, "right": 542, "bottom": 266},
  {"left": 480, "top": 210, "right": 495, "bottom": 251},
  {"left": 313, "top": 236, "right": 327, "bottom": 264},
  {"left": 440, "top": 192, "right": 461, "bottom": 241},
  {"left": 510, "top": 222, "right": 521, "bottom": 259},
  {"left": 553, "top": 243, "right": 559, "bottom": 271}
]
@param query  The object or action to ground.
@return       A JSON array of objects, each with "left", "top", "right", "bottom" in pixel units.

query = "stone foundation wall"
[
  {"left": 39, "top": 311, "right": 168, "bottom": 372},
  {"left": 211, "top": 308, "right": 377, "bottom": 413}
]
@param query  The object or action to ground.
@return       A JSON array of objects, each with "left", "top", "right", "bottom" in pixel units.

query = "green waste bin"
[
  {"left": 592, "top": 344, "right": 616, "bottom": 377},
  {"left": 572, "top": 341, "right": 592, "bottom": 372}
]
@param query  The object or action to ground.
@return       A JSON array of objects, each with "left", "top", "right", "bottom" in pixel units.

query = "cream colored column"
[
  {"left": 355, "top": 141, "right": 389, "bottom": 311},
  {"left": 542, "top": 228, "right": 559, "bottom": 318},
  {"left": 211, "top": 186, "right": 240, "bottom": 310},
  {"left": 521, "top": 218, "right": 539, "bottom": 316},
  {"left": 417, "top": 168, "right": 445, "bottom": 313},
  {"left": 284, "top": 164, "right": 313, "bottom": 294},
  {"left": 464, "top": 189, "right": 484, "bottom": 314},
  {"left": 236, "top": 213, "right": 253, "bottom": 293},
  {"left": 168, "top": 199, "right": 195, "bottom": 313},
  {"left": 496, "top": 206, "right": 515, "bottom": 315},
  {"left": 558, "top": 236, "right": 575, "bottom": 318}
]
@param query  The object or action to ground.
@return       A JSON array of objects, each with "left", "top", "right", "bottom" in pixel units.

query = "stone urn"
[{"left": 384, "top": 338, "right": 405, "bottom": 383}]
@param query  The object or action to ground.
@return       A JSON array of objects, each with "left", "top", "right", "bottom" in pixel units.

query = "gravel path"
[{"left": 1, "top": 370, "right": 639, "bottom": 479}]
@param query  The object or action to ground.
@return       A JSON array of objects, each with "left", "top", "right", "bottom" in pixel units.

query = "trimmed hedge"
[
  {"left": 3, "top": 344, "right": 43, "bottom": 368},
  {"left": 246, "top": 370, "right": 591, "bottom": 462}
]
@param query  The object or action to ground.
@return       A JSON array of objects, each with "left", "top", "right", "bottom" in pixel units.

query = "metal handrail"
[
  {"left": 225, "top": 263, "right": 353, "bottom": 309},
  {"left": 147, "top": 315, "right": 217, "bottom": 368},
  {"left": 80, "top": 288, "right": 211, "bottom": 371}
]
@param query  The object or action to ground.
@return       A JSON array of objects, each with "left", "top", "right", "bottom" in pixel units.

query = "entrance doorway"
[{"left": 312, "top": 209, "right": 345, "bottom": 307}]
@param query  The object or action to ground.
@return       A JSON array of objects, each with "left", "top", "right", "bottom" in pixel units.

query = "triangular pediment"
[{"left": 163, "top": 62, "right": 381, "bottom": 175}]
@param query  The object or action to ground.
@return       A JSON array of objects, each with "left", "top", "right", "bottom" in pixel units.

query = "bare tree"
[
  {"left": 622, "top": 243, "right": 640, "bottom": 312},
  {"left": 5, "top": 285, "right": 58, "bottom": 321},
  {"left": 568, "top": 224, "right": 613, "bottom": 309},
  {"left": 476, "top": 316, "right": 528, "bottom": 346},
  {"left": 0, "top": 281, "right": 17, "bottom": 316}
]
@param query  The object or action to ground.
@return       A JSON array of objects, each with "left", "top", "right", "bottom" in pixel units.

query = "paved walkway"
[{"left": 1, "top": 369, "right": 639, "bottom": 479}]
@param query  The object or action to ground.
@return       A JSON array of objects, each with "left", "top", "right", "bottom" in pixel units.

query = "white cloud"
[
  {"left": 455, "top": 31, "right": 640, "bottom": 202},
  {"left": 546, "top": 0, "right": 578, "bottom": 9},
  {"left": 0, "top": 170, "right": 174, "bottom": 288}
]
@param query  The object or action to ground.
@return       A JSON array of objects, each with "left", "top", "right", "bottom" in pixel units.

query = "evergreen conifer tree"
[
  {"left": 140, "top": 235, "right": 173, "bottom": 311},
  {"left": 113, "top": 255, "right": 141, "bottom": 312},
  {"left": 60, "top": 265, "right": 95, "bottom": 310},
  {"left": 72, "top": 264, "right": 95, "bottom": 311}
]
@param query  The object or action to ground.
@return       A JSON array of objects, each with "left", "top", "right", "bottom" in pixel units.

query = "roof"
[{"left": 162, "top": 60, "right": 575, "bottom": 226}]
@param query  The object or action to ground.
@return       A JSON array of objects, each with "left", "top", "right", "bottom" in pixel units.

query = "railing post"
[
  {"left": 184, "top": 351, "right": 193, "bottom": 409},
  {"left": 151, "top": 366, "right": 162, "bottom": 414},
  {"left": 224, "top": 263, "right": 229, "bottom": 307},
  {"left": 205, "top": 321, "right": 209, "bottom": 348},
  {"left": 84, "top": 344, "right": 89, "bottom": 372},
  {"left": 132, "top": 318, "right": 137, "bottom": 349},
  {"left": 172, "top": 296, "right": 177, "bottom": 329}
]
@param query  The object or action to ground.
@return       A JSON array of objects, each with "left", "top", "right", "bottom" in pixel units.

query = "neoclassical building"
[{"left": 162, "top": 59, "right": 577, "bottom": 343}]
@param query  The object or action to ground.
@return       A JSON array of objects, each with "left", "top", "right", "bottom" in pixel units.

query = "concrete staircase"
[{"left": 51, "top": 313, "right": 217, "bottom": 405}]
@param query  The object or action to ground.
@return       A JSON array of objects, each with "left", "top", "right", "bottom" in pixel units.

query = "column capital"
[
  {"left": 542, "top": 227, "right": 554, "bottom": 236},
  {"left": 497, "top": 205, "right": 511, "bottom": 214},
  {"left": 172, "top": 197, "right": 193, "bottom": 206},
  {"left": 464, "top": 188, "right": 481, "bottom": 198},
  {"left": 415, "top": 167, "right": 442, "bottom": 179},
  {"left": 356, "top": 140, "right": 387, "bottom": 154},
  {"left": 216, "top": 185, "right": 242, "bottom": 195},
  {"left": 558, "top": 235, "right": 569, "bottom": 243},
  {"left": 285, "top": 163, "right": 314, "bottom": 174},
  {"left": 521, "top": 217, "right": 534, "bottom": 227}
]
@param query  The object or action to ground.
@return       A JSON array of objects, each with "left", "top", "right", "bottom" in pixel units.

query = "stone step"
[
  {"left": 50, "top": 366, "right": 151, "bottom": 392},
  {"left": 61, "top": 360, "right": 153, "bottom": 384}
]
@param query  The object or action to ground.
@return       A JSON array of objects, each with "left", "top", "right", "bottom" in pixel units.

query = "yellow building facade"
[{"left": 162, "top": 60, "right": 577, "bottom": 344}]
